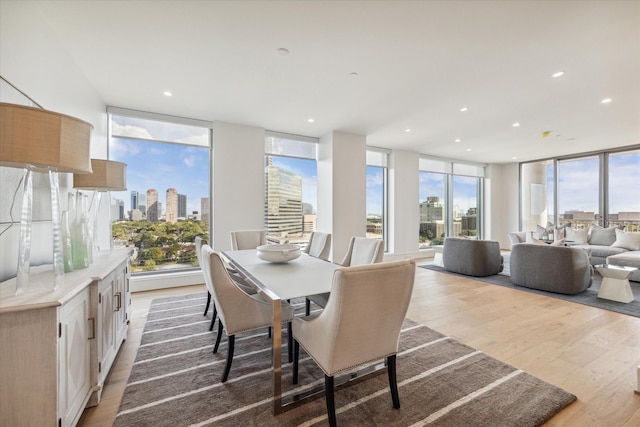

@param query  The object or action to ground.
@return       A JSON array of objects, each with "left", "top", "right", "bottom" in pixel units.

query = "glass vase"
[
  {"left": 71, "top": 192, "right": 89, "bottom": 270},
  {"left": 61, "top": 210, "right": 74, "bottom": 273}
]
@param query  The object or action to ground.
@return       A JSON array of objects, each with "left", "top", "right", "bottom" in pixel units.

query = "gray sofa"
[
  {"left": 510, "top": 243, "right": 592, "bottom": 295},
  {"left": 443, "top": 237, "right": 503, "bottom": 277},
  {"left": 508, "top": 228, "right": 640, "bottom": 282}
]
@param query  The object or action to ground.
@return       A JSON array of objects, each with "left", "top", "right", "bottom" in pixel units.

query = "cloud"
[{"left": 183, "top": 155, "right": 196, "bottom": 168}]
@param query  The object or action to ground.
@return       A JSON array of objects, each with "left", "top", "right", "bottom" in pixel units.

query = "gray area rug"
[
  {"left": 421, "top": 254, "right": 640, "bottom": 318},
  {"left": 115, "top": 293, "right": 576, "bottom": 426}
]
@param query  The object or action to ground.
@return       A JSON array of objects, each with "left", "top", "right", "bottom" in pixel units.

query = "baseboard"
[{"left": 131, "top": 270, "right": 204, "bottom": 292}]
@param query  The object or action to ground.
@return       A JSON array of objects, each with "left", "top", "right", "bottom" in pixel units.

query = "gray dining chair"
[
  {"left": 230, "top": 229, "right": 267, "bottom": 250},
  {"left": 303, "top": 231, "right": 332, "bottom": 260},
  {"left": 306, "top": 236, "right": 384, "bottom": 315},
  {"left": 293, "top": 259, "right": 416, "bottom": 427},
  {"left": 195, "top": 236, "right": 215, "bottom": 322},
  {"left": 201, "top": 244, "right": 295, "bottom": 382}
]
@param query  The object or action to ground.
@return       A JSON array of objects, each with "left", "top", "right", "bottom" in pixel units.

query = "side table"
[{"left": 595, "top": 264, "right": 637, "bottom": 303}]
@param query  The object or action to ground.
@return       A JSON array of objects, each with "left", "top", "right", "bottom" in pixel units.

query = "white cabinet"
[{"left": 0, "top": 250, "right": 131, "bottom": 427}]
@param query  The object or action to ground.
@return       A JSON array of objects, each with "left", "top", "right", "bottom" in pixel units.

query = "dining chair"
[
  {"left": 201, "top": 244, "right": 295, "bottom": 382},
  {"left": 303, "top": 231, "right": 332, "bottom": 260},
  {"left": 195, "top": 236, "right": 215, "bottom": 319},
  {"left": 306, "top": 236, "right": 384, "bottom": 315},
  {"left": 293, "top": 259, "right": 416, "bottom": 427},
  {"left": 230, "top": 229, "right": 267, "bottom": 250}
]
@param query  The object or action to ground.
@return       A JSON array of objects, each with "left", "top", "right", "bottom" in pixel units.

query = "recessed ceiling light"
[
  {"left": 163, "top": 91, "right": 172, "bottom": 97},
  {"left": 454, "top": 138, "right": 461, "bottom": 143},
  {"left": 276, "top": 48, "right": 290, "bottom": 56},
  {"left": 512, "top": 157, "right": 517, "bottom": 160},
  {"left": 307, "top": 118, "right": 315, "bottom": 123},
  {"left": 349, "top": 72, "right": 359, "bottom": 78},
  {"left": 405, "top": 128, "right": 411, "bottom": 133},
  {"left": 459, "top": 107, "right": 469, "bottom": 112},
  {"left": 601, "top": 98, "right": 612, "bottom": 104},
  {"left": 466, "top": 148, "right": 472, "bottom": 152},
  {"left": 552, "top": 71, "right": 564, "bottom": 78},
  {"left": 512, "top": 122, "right": 520, "bottom": 127}
]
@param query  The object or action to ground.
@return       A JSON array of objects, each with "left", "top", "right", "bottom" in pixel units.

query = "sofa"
[
  {"left": 508, "top": 226, "right": 640, "bottom": 282},
  {"left": 442, "top": 237, "right": 503, "bottom": 277},
  {"left": 510, "top": 243, "right": 592, "bottom": 295}
]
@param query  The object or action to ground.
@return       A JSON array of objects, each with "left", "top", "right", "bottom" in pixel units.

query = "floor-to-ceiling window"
[
  {"left": 108, "top": 107, "right": 211, "bottom": 273},
  {"left": 419, "top": 156, "right": 485, "bottom": 248},
  {"left": 264, "top": 132, "right": 318, "bottom": 247},
  {"left": 520, "top": 146, "right": 640, "bottom": 233},
  {"left": 366, "top": 147, "right": 388, "bottom": 246}
]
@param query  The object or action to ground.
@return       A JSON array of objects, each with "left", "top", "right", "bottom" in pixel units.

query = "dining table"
[{"left": 221, "top": 249, "right": 342, "bottom": 414}]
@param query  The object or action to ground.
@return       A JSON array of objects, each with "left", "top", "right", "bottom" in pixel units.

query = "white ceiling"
[{"left": 30, "top": 0, "right": 640, "bottom": 164}]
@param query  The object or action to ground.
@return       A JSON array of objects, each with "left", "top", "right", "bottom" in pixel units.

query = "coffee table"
[{"left": 595, "top": 264, "right": 637, "bottom": 303}]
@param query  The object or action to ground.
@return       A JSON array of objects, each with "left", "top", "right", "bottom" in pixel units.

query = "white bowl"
[{"left": 256, "top": 244, "right": 301, "bottom": 263}]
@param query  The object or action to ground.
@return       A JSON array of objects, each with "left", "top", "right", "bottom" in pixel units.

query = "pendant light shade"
[
  {"left": 0, "top": 102, "right": 93, "bottom": 173},
  {"left": 74, "top": 159, "right": 127, "bottom": 191}
]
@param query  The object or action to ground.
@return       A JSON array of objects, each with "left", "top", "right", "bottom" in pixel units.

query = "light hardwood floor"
[{"left": 78, "top": 262, "right": 640, "bottom": 426}]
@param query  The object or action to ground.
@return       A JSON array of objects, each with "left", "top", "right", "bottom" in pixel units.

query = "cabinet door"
[
  {"left": 114, "top": 262, "right": 128, "bottom": 345},
  {"left": 98, "top": 272, "right": 117, "bottom": 385},
  {"left": 59, "top": 287, "right": 91, "bottom": 427}
]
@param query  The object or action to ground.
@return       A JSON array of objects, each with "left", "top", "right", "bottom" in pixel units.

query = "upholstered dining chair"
[
  {"left": 303, "top": 231, "right": 332, "bottom": 260},
  {"left": 195, "top": 236, "right": 215, "bottom": 321},
  {"left": 201, "top": 244, "right": 295, "bottom": 382},
  {"left": 306, "top": 236, "right": 384, "bottom": 315},
  {"left": 230, "top": 229, "right": 267, "bottom": 250},
  {"left": 293, "top": 259, "right": 416, "bottom": 427}
]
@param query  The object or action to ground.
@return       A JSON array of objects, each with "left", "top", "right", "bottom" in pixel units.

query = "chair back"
[
  {"left": 340, "top": 236, "right": 384, "bottom": 266},
  {"left": 230, "top": 230, "right": 267, "bottom": 250},
  {"left": 201, "top": 244, "right": 273, "bottom": 334},
  {"left": 303, "top": 232, "right": 332, "bottom": 260},
  {"left": 307, "top": 260, "right": 415, "bottom": 376},
  {"left": 196, "top": 236, "right": 213, "bottom": 294}
]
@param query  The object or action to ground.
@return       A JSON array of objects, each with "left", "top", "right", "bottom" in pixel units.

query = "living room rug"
[
  {"left": 114, "top": 293, "right": 576, "bottom": 427},
  {"left": 421, "top": 255, "right": 640, "bottom": 318}
]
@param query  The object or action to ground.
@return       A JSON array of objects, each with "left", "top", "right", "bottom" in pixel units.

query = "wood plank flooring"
[{"left": 78, "top": 262, "right": 640, "bottom": 426}]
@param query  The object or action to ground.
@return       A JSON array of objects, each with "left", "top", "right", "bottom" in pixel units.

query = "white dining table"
[{"left": 221, "top": 249, "right": 342, "bottom": 414}]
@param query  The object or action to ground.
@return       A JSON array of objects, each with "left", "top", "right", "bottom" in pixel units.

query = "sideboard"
[{"left": 0, "top": 249, "right": 132, "bottom": 427}]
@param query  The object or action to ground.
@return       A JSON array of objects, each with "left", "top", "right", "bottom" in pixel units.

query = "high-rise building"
[
  {"left": 131, "top": 190, "right": 139, "bottom": 211},
  {"left": 201, "top": 197, "right": 209, "bottom": 223},
  {"left": 265, "top": 165, "right": 303, "bottom": 236},
  {"left": 166, "top": 188, "right": 178, "bottom": 223},
  {"left": 178, "top": 193, "right": 187, "bottom": 219},
  {"left": 110, "top": 198, "right": 125, "bottom": 221},
  {"left": 147, "top": 189, "right": 158, "bottom": 222},
  {"left": 420, "top": 197, "right": 443, "bottom": 222}
]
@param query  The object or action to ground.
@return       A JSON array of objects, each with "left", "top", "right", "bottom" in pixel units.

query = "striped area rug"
[{"left": 114, "top": 293, "right": 576, "bottom": 426}]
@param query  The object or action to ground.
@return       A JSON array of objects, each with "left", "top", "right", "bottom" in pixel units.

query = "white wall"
[
  {"left": 0, "top": 2, "right": 107, "bottom": 282},
  {"left": 388, "top": 149, "right": 420, "bottom": 257},
  {"left": 485, "top": 163, "right": 520, "bottom": 249},
  {"left": 317, "top": 131, "right": 366, "bottom": 262},
  {"left": 212, "top": 121, "right": 265, "bottom": 251}
]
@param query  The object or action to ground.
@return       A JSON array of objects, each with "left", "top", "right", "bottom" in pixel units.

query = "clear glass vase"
[
  {"left": 71, "top": 192, "right": 89, "bottom": 270},
  {"left": 61, "top": 210, "right": 74, "bottom": 273}
]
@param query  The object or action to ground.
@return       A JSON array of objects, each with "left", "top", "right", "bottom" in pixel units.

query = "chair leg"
[
  {"left": 293, "top": 340, "right": 300, "bottom": 384},
  {"left": 209, "top": 303, "right": 217, "bottom": 331},
  {"left": 287, "top": 322, "right": 293, "bottom": 363},
  {"left": 305, "top": 298, "right": 311, "bottom": 316},
  {"left": 204, "top": 292, "right": 211, "bottom": 315},
  {"left": 222, "top": 335, "right": 235, "bottom": 383},
  {"left": 213, "top": 320, "right": 223, "bottom": 353},
  {"left": 325, "top": 375, "right": 337, "bottom": 427},
  {"left": 387, "top": 355, "right": 400, "bottom": 409},
  {"left": 268, "top": 326, "right": 271, "bottom": 338}
]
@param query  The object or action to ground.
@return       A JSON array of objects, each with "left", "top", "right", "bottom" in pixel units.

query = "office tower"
[
  {"left": 147, "top": 189, "right": 158, "bottom": 222},
  {"left": 131, "top": 190, "right": 139, "bottom": 211},
  {"left": 265, "top": 165, "right": 303, "bottom": 236},
  {"left": 178, "top": 193, "right": 187, "bottom": 219},
  {"left": 201, "top": 197, "right": 209, "bottom": 223},
  {"left": 166, "top": 188, "right": 178, "bottom": 224}
]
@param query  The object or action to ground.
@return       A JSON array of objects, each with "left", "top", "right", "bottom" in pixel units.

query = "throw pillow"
[
  {"left": 611, "top": 228, "right": 640, "bottom": 251},
  {"left": 536, "top": 225, "right": 546, "bottom": 239},
  {"left": 588, "top": 224, "right": 617, "bottom": 246},
  {"left": 526, "top": 232, "right": 546, "bottom": 245},
  {"left": 565, "top": 227, "right": 588, "bottom": 244},
  {"left": 550, "top": 239, "right": 565, "bottom": 246}
]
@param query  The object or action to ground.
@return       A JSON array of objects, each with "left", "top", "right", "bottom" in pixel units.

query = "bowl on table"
[{"left": 256, "top": 244, "right": 301, "bottom": 263}]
